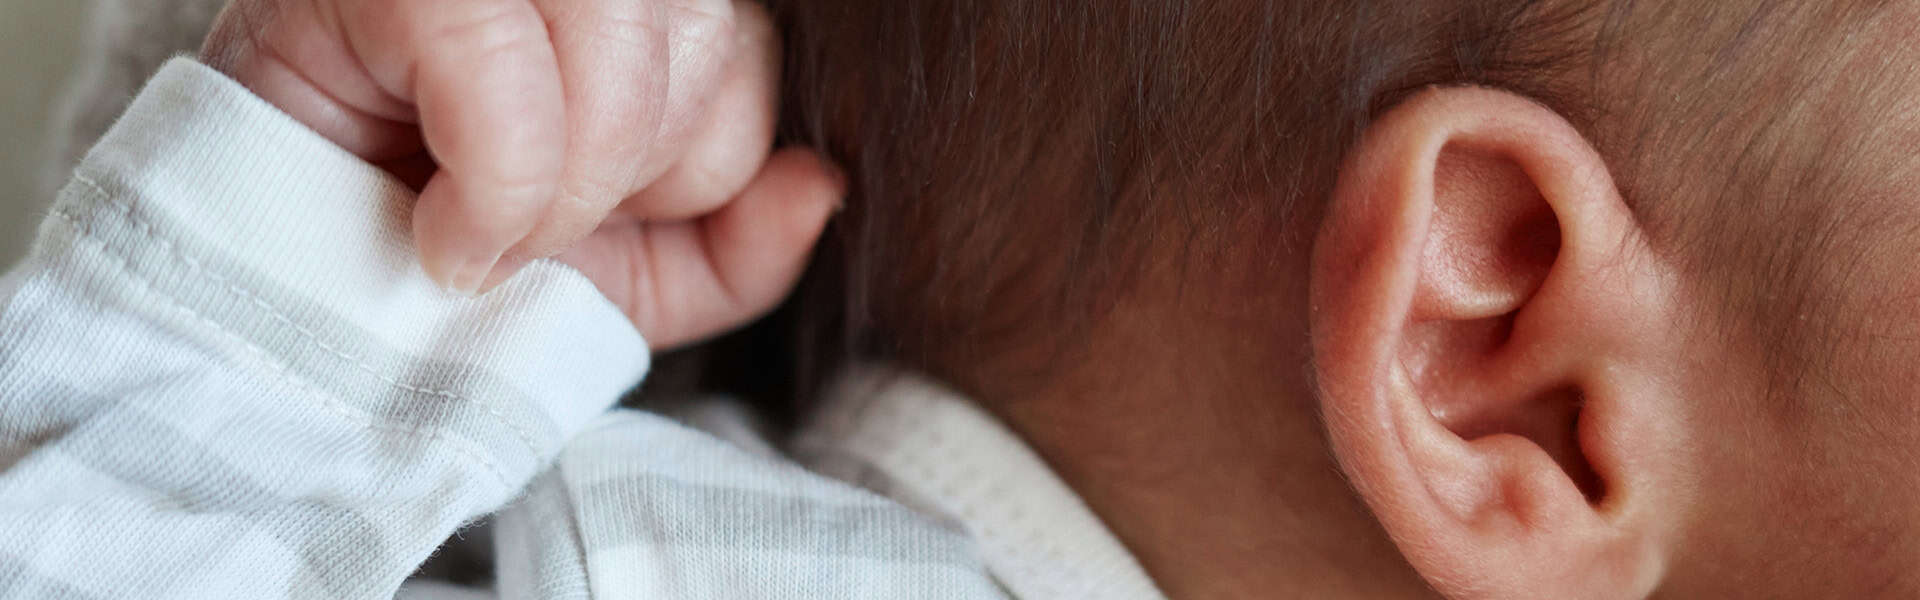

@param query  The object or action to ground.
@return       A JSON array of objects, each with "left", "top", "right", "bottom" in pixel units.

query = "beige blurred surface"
[{"left": 1, "top": 0, "right": 86, "bottom": 269}]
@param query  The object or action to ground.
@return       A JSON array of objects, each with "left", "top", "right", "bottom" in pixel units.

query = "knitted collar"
[{"left": 796, "top": 365, "right": 1166, "bottom": 600}]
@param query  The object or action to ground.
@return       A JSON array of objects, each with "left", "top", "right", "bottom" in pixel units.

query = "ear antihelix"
[{"left": 1434, "top": 384, "right": 1602, "bottom": 503}]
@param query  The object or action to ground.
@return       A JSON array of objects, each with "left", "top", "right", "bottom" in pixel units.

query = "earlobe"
[{"left": 1310, "top": 87, "right": 1681, "bottom": 598}]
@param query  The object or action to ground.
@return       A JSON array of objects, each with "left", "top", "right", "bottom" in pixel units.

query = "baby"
[
  {"left": 762, "top": 0, "right": 1920, "bottom": 596},
  {"left": 2, "top": 0, "right": 1915, "bottom": 598}
]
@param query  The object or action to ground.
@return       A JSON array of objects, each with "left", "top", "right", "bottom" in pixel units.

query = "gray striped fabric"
[{"left": 0, "top": 60, "right": 1014, "bottom": 599}]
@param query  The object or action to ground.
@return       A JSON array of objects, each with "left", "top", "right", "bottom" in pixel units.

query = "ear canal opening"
[{"left": 1448, "top": 385, "right": 1605, "bottom": 503}]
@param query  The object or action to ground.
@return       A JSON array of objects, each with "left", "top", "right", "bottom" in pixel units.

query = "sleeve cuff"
[{"left": 51, "top": 57, "right": 649, "bottom": 461}]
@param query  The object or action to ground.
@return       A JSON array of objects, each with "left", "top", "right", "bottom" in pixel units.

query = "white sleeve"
[{"left": 0, "top": 58, "right": 650, "bottom": 599}]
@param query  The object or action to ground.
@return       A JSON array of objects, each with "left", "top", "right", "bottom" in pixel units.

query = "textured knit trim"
[{"left": 799, "top": 366, "right": 1168, "bottom": 600}]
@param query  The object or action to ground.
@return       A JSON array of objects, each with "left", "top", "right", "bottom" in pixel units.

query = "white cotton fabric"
[
  {"left": 798, "top": 368, "right": 1167, "bottom": 600},
  {"left": 0, "top": 59, "right": 1164, "bottom": 600}
]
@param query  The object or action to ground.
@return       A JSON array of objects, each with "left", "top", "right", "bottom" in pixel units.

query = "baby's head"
[{"left": 761, "top": 0, "right": 1920, "bottom": 595}]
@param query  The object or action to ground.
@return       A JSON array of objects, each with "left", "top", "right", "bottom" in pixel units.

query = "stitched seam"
[
  {"left": 71, "top": 174, "right": 546, "bottom": 458},
  {"left": 47, "top": 205, "right": 522, "bottom": 491}
]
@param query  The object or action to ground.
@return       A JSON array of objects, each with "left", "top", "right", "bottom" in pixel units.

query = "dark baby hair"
[{"left": 664, "top": 0, "right": 1911, "bottom": 415}]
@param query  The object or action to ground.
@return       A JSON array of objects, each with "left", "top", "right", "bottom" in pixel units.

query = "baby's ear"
[{"left": 1309, "top": 87, "right": 1685, "bottom": 598}]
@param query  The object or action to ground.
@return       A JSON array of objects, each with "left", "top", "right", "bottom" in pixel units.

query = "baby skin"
[{"left": 200, "top": 0, "right": 842, "bottom": 349}]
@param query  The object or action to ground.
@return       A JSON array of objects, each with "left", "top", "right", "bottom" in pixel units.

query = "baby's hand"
[{"left": 201, "top": 0, "right": 841, "bottom": 349}]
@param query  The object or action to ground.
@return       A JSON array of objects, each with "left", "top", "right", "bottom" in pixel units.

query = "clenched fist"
[{"left": 200, "top": 0, "right": 840, "bottom": 349}]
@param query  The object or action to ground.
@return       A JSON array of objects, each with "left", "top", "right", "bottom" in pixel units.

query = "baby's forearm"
[{"left": 0, "top": 59, "right": 648, "bottom": 598}]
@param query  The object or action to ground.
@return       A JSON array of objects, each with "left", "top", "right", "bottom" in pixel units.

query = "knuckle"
[
  {"left": 518, "top": 227, "right": 584, "bottom": 259},
  {"left": 517, "top": 180, "right": 626, "bottom": 255},
  {"left": 476, "top": 175, "right": 555, "bottom": 206},
  {"left": 415, "top": 2, "right": 548, "bottom": 59},
  {"left": 460, "top": 148, "right": 564, "bottom": 207},
  {"left": 667, "top": 2, "right": 737, "bottom": 55},
  {"left": 560, "top": 177, "right": 628, "bottom": 211},
  {"left": 459, "top": 160, "right": 556, "bottom": 201},
  {"left": 570, "top": 9, "right": 670, "bottom": 51}
]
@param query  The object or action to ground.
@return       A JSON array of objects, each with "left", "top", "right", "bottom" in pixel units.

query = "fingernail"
[
  {"left": 447, "top": 251, "right": 503, "bottom": 297},
  {"left": 476, "top": 254, "right": 532, "bottom": 294}
]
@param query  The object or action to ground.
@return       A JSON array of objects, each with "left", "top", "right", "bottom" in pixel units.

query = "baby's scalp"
[{"left": 764, "top": 0, "right": 1920, "bottom": 594}]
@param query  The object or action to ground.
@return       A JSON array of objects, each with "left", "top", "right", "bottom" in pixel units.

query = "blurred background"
[{"left": 1, "top": 0, "right": 86, "bottom": 270}]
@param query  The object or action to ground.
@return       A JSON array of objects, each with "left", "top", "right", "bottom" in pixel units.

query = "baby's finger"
[
  {"left": 203, "top": 0, "right": 421, "bottom": 161},
  {"left": 562, "top": 149, "right": 843, "bottom": 349},
  {"left": 618, "top": 0, "right": 779, "bottom": 222},
  {"left": 341, "top": 0, "right": 567, "bottom": 294},
  {"left": 506, "top": 0, "right": 738, "bottom": 273}
]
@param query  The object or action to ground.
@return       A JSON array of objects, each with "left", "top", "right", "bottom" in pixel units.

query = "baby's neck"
[{"left": 973, "top": 326, "right": 1436, "bottom": 598}]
